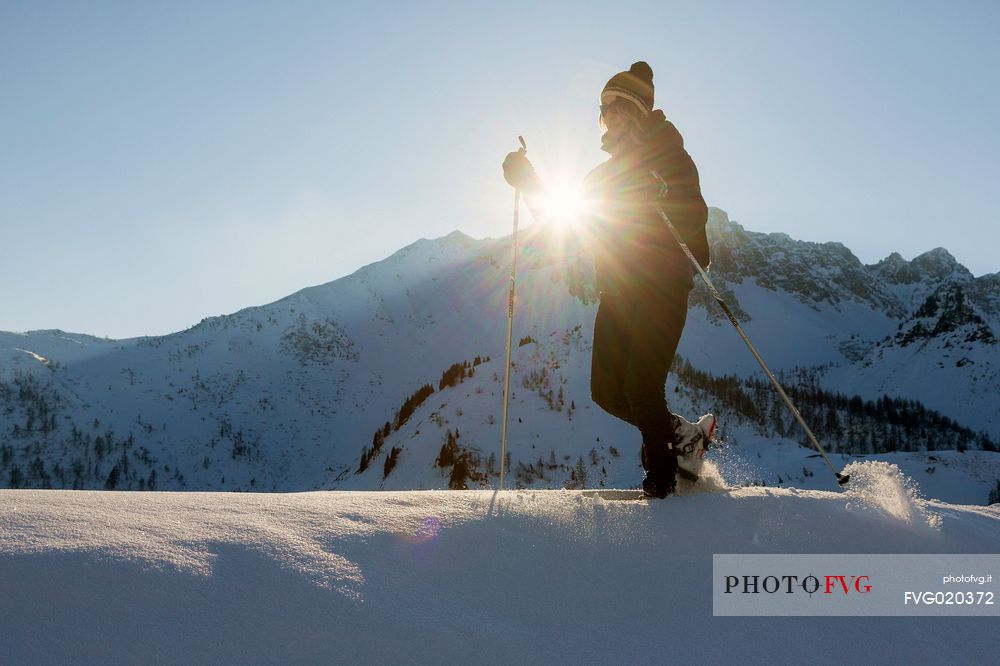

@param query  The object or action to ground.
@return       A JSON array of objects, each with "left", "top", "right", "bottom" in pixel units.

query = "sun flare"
[{"left": 537, "top": 181, "right": 585, "bottom": 229}]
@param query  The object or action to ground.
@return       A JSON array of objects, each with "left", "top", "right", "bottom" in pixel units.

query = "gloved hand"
[{"left": 502, "top": 150, "right": 541, "bottom": 193}]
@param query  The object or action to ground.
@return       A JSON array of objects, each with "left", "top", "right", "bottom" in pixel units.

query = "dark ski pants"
[{"left": 590, "top": 282, "right": 691, "bottom": 481}]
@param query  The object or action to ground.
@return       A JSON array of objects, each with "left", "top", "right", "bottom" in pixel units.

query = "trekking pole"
[
  {"left": 649, "top": 171, "right": 850, "bottom": 486},
  {"left": 499, "top": 136, "right": 527, "bottom": 490}
]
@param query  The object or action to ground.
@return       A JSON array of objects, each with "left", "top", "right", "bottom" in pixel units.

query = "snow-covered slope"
[
  {"left": 1, "top": 210, "right": 997, "bottom": 495},
  {"left": 694, "top": 212, "right": 1000, "bottom": 435},
  {"left": 1, "top": 469, "right": 997, "bottom": 664}
]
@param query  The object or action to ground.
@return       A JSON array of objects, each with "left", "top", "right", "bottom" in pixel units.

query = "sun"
[{"left": 537, "top": 181, "right": 585, "bottom": 229}]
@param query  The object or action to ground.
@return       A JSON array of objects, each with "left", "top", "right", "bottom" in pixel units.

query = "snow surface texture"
[{"left": 1, "top": 463, "right": 998, "bottom": 664}]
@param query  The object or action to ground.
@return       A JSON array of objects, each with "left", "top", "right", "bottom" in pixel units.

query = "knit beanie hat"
[{"left": 601, "top": 61, "right": 654, "bottom": 116}]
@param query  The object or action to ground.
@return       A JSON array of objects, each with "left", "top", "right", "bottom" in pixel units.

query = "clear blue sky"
[{"left": 2, "top": 1, "right": 998, "bottom": 338}]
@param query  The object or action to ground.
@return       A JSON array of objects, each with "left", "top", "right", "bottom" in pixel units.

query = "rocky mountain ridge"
[{"left": 1, "top": 208, "right": 997, "bottom": 492}]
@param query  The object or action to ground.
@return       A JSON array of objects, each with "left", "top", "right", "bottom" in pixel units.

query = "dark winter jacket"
[{"left": 583, "top": 110, "right": 709, "bottom": 294}]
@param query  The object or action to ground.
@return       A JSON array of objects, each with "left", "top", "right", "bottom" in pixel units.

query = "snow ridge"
[{"left": 1, "top": 485, "right": 998, "bottom": 663}]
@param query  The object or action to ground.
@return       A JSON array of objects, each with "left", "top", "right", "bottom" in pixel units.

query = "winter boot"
[
  {"left": 641, "top": 452, "right": 678, "bottom": 499},
  {"left": 674, "top": 413, "right": 716, "bottom": 480},
  {"left": 641, "top": 471, "right": 674, "bottom": 499}
]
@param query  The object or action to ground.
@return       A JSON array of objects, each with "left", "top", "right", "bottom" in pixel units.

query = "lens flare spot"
[{"left": 398, "top": 516, "right": 443, "bottom": 544}]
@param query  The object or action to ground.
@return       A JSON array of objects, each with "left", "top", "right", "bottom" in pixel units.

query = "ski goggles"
[{"left": 599, "top": 99, "right": 637, "bottom": 118}]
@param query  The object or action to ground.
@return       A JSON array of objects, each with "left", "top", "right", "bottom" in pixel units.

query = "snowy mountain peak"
[
  {"left": 392, "top": 229, "right": 478, "bottom": 257},
  {"left": 872, "top": 246, "right": 971, "bottom": 286},
  {"left": 443, "top": 229, "right": 474, "bottom": 243},
  {"left": 912, "top": 246, "right": 968, "bottom": 279}
]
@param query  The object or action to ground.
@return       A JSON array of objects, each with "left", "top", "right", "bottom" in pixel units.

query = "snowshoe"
[{"left": 674, "top": 413, "right": 716, "bottom": 480}]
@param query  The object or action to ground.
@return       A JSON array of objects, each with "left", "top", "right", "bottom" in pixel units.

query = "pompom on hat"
[{"left": 601, "top": 61, "right": 654, "bottom": 116}]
